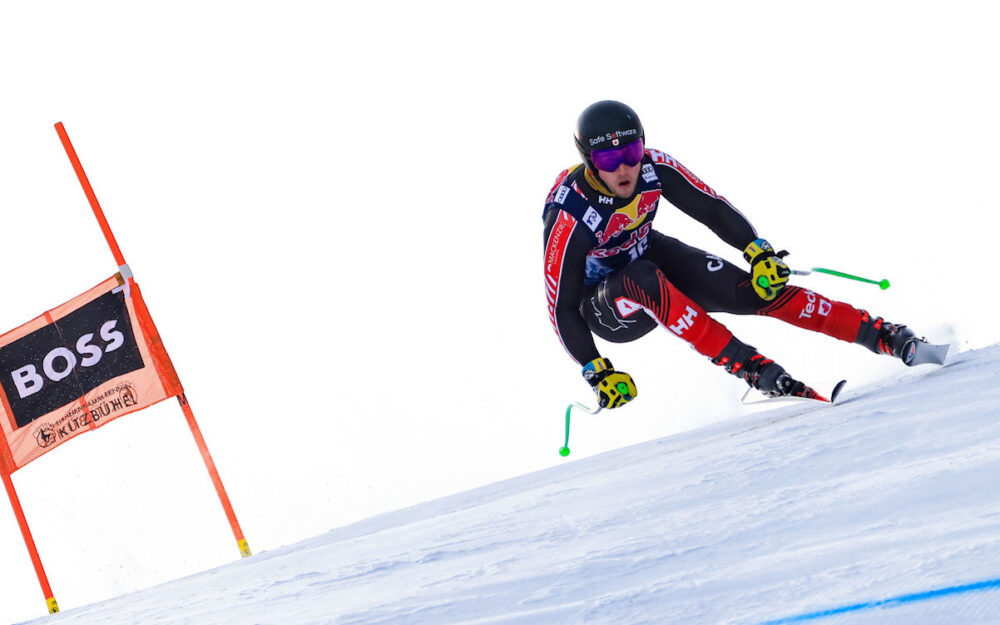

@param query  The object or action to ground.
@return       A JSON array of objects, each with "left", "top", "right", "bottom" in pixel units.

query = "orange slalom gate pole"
[
  {"left": 1, "top": 465, "right": 60, "bottom": 613},
  {"left": 179, "top": 394, "right": 252, "bottom": 557},
  {"left": 54, "top": 122, "right": 251, "bottom": 558},
  {"left": 54, "top": 122, "right": 127, "bottom": 268}
]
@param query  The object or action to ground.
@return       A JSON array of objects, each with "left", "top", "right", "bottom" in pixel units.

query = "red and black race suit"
[{"left": 542, "top": 149, "right": 865, "bottom": 366}]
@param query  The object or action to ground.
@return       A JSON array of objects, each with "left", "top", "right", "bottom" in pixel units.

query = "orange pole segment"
[
  {"left": 52, "top": 121, "right": 251, "bottom": 561},
  {"left": 54, "top": 122, "right": 127, "bottom": 267},
  {"left": 178, "top": 394, "right": 252, "bottom": 558},
  {"left": 1, "top": 468, "right": 60, "bottom": 613}
]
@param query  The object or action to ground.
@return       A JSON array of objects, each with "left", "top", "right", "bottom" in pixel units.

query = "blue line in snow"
[{"left": 758, "top": 577, "right": 1000, "bottom": 624}]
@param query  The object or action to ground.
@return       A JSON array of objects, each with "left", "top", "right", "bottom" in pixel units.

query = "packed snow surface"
[{"left": 23, "top": 345, "right": 1000, "bottom": 625}]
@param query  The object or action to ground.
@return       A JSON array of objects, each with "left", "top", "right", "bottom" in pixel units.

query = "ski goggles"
[{"left": 590, "top": 138, "right": 644, "bottom": 172}]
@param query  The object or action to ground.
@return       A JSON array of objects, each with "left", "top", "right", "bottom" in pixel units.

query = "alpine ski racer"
[{"left": 543, "top": 100, "right": 944, "bottom": 409}]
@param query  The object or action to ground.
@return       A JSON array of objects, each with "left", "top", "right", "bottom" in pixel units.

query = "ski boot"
[
  {"left": 713, "top": 338, "right": 827, "bottom": 400},
  {"left": 750, "top": 362, "right": 829, "bottom": 400},
  {"left": 854, "top": 312, "right": 947, "bottom": 366}
]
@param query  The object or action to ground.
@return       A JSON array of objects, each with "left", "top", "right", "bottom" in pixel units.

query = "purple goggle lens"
[{"left": 591, "top": 138, "right": 644, "bottom": 172}]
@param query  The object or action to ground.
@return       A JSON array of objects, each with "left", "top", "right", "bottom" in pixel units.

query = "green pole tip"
[
  {"left": 559, "top": 446, "right": 571, "bottom": 457},
  {"left": 879, "top": 279, "right": 890, "bottom": 290},
  {"left": 757, "top": 276, "right": 770, "bottom": 288}
]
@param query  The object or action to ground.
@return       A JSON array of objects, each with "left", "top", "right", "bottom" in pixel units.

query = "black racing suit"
[{"left": 542, "top": 149, "right": 865, "bottom": 370}]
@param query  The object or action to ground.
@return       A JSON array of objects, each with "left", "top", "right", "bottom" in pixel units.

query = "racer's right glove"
[{"left": 582, "top": 357, "right": 637, "bottom": 409}]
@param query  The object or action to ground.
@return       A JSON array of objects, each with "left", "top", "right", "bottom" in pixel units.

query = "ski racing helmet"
[{"left": 574, "top": 100, "right": 645, "bottom": 173}]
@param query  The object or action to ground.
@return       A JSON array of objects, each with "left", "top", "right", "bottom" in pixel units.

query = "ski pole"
[
  {"left": 560, "top": 401, "right": 602, "bottom": 457},
  {"left": 759, "top": 267, "right": 890, "bottom": 290}
]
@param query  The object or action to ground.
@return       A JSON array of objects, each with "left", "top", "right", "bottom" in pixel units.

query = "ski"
[
  {"left": 903, "top": 339, "right": 950, "bottom": 367},
  {"left": 742, "top": 379, "right": 847, "bottom": 405}
]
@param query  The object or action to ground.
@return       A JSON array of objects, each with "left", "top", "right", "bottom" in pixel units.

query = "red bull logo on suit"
[{"left": 596, "top": 190, "right": 661, "bottom": 245}]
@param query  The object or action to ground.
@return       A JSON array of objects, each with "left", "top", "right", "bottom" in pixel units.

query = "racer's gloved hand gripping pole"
[
  {"left": 560, "top": 358, "right": 637, "bottom": 457},
  {"left": 744, "top": 238, "right": 791, "bottom": 300}
]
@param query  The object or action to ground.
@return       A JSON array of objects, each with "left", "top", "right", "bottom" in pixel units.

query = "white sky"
[{"left": 1, "top": 1, "right": 999, "bottom": 621}]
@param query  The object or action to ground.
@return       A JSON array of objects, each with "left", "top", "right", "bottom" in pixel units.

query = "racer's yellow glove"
[
  {"left": 744, "top": 238, "right": 791, "bottom": 301},
  {"left": 582, "top": 357, "right": 637, "bottom": 409}
]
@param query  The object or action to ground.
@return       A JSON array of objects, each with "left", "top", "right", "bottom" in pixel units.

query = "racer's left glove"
[{"left": 744, "top": 238, "right": 791, "bottom": 301}]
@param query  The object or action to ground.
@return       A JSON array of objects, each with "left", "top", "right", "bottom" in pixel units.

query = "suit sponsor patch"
[
  {"left": 582, "top": 207, "right": 602, "bottom": 231},
  {"left": 554, "top": 185, "right": 570, "bottom": 204}
]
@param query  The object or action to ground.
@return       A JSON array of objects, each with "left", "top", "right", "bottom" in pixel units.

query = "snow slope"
[{"left": 20, "top": 344, "right": 1000, "bottom": 625}]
